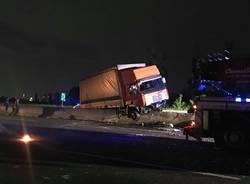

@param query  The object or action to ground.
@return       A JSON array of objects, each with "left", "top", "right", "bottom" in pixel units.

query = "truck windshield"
[{"left": 139, "top": 78, "right": 165, "bottom": 93}]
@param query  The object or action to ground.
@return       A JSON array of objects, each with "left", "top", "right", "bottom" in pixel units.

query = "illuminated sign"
[{"left": 61, "top": 93, "right": 66, "bottom": 102}]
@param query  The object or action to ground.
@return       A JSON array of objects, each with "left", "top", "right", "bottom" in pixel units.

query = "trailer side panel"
[{"left": 80, "top": 68, "right": 123, "bottom": 108}]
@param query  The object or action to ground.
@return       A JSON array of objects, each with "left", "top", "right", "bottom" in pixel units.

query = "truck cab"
[{"left": 119, "top": 64, "right": 169, "bottom": 115}]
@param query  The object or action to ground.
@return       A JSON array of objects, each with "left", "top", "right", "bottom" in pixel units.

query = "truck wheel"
[
  {"left": 214, "top": 126, "right": 248, "bottom": 150},
  {"left": 223, "top": 127, "right": 247, "bottom": 149},
  {"left": 130, "top": 111, "right": 140, "bottom": 120},
  {"left": 117, "top": 113, "right": 122, "bottom": 119}
]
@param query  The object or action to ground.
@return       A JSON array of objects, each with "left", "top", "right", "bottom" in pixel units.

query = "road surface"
[{"left": 0, "top": 115, "right": 250, "bottom": 184}]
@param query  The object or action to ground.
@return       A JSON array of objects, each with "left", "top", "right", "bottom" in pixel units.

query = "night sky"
[{"left": 0, "top": 0, "right": 250, "bottom": 97}]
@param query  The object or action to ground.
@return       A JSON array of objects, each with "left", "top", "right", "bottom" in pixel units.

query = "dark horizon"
[{"left": 0, "top": 0, "right": 250, "bottom": 97}]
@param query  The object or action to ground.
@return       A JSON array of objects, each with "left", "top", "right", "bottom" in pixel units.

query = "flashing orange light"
[{"left": 19, "top": 134, "right": 33, "bottom": 144}]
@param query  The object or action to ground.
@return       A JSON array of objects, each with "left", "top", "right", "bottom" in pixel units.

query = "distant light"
[
  {"left": 225, "top": 56, "right": 230, "bottom": 60},
  {"left": 246, "top": 98, "right": 250, "bottom": 102},
  {"left": 191, "top": 121, "right": 196, "bottom": 126},
  {"left": 235, "top": 97, "right": 242, "bottom": 102},
  {"left": 162, "top": 77, "right": 166, "bottom": 84},
  {"left": 29, "top": 97, "right": 33, "bottom": 102},
  {"left": 19, "top": 134, "right": 33, "bottom": 144},
  {"left": 61, "top": 92, "right": 66, "bottom": 102}
]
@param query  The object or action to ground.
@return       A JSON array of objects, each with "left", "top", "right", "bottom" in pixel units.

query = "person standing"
[
  {"left": 14, "top": 98, "right": 20, "bottom": 115},
  {"left": 11, "top": 98, "right": 16, "bottom": 115},
  {"left": 4, "top": 98, "right": 9, "bottom": 112},
  {"left": 10, "top": 97, "right": 20, "bottom": 115}
]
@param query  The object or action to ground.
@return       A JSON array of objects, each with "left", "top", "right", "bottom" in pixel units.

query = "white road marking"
[
  {"left": 60, "top": 149, "right": 244, "bottom": 181},
  {"left": 193, "top": 172, "right": 242, "bottom": 181},
  {"left": 135, "top": 134, "right": 144, "bottom": 136}
]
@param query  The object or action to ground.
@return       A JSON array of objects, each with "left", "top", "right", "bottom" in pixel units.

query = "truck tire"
[
  {"left": 214, "top": 125, "right": 248, "bottom": 150},
  {"left": 129, "top": 111, "right": 140, "bottom": 120},
  {"left": 224, "top": 127, "right": 248, "bottom": 149},
  {"left": 117, "top": 113, "right": 122, "bottom": 119}
]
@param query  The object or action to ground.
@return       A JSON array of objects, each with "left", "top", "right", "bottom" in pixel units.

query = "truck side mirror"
[{"left": 129, "top": 85, "right": 138, "bottom": 96}]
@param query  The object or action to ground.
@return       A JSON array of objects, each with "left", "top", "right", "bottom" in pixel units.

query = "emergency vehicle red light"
[{"left": 191, "top": 121, "right": 196, "bottom": 126}]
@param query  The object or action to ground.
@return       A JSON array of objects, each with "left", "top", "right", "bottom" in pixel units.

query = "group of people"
[{"left": 4, "top": 98, "right": 20, "bottom": 115}]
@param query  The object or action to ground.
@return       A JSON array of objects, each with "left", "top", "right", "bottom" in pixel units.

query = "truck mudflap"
[{"left": 183, "top": 122, "right": 202, "bottom": 141}]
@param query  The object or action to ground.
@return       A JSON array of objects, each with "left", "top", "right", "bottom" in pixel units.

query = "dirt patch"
[{"left": 102, "top": 111, "right": 194, "bottom": 127}]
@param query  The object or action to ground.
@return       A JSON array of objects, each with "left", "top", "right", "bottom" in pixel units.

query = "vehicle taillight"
[
  {"left": 191, "top": 121, "right": 196, "bottom": 126},
  {"left": 188, "top": 104, "right": 197, "bottom": 113}
]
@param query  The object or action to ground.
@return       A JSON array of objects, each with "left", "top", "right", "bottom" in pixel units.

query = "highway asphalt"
[{"left": 0, "top": 115, "right": 250, "bottom": 184}]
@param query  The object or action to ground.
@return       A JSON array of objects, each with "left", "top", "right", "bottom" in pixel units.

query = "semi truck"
[
  {"left": 184, "top": 55, "right": 250, "bottom": 149},
  {"left": 79, "top": 63, "right": 169, "bottom": 120}
]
